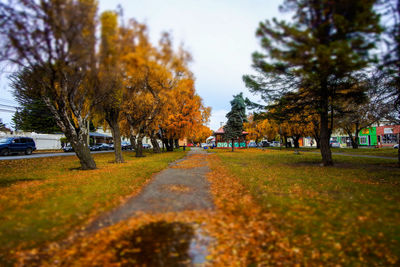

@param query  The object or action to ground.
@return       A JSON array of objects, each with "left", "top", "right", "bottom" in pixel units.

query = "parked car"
[
  {"left": 90, "top": 144, "right": 101, "bottom": 151},
  {"left": 330, "top": 141, "right": 340, "bottom": 148},
  {"left": 270, "top": 141, "right": 280, "bottom": 147},
  {"left": 63, "top": 145, "right": 74, "bottom": 152},
  {"left": 248, "top": 141, "right": 258, "bottom": 148},
  {"left": 121, "top": 141, "right": 132, "bottom": 150},
  {"left": 143, "top": 144, "right": 151, "bottom": 149},
  {"left": 259, "top": 141, "right": 270, "bottom": 147},
  {"left": 97, "top": 143, "right": 112, "bottom": 150},
  {"left": 201, "top": 143, "right": 209, "bottom": 149},
  {"left": 0, "top": 137, "right": 36, "bottom": 156},
  {"left": 187, "top": 143, "right": 194, "bottom": 147},
  {"left": 394, "top": 144, "right": 399, "bottom": 149}
]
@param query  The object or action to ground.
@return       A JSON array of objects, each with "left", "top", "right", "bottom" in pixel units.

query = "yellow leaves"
[
  {"left": 334, "top": 242, "right": 342, "bottom": 250},
  {"left": 171, "top": 155, "right": 207, "bottom": 169}
]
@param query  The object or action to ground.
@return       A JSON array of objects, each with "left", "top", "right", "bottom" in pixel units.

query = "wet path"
[{"left": 87, "top": 148, "right": 213, "bottom": 232}]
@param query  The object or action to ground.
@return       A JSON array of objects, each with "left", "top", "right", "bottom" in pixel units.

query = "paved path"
[{"left": 86, "top": 147, "right": 213, "bottom": 232}]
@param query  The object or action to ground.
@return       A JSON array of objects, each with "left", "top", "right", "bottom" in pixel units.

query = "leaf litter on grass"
[{"left": 14, "top": 153, "right": 299, "bottom": 266}]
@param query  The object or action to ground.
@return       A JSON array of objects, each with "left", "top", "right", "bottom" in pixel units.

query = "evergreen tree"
[
  {"left": 0, "top": 119, "right": 11, "bottom": 132},
  {"left": 243, "top": 0, "right": 381, "bottom": 166},
  {"left": 224, "top": 93, "right": 247, "bottom": 152},
  {"left": 12, "top": 99, "right": 60, "bottom": 133}
]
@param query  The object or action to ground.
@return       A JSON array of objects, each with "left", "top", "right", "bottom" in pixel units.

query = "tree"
[
  {"left": 161, "top": 79, "right": 210, "bottom": 151},
  {"left": 188, "top": 125, "right": 213, "bottom": 144},
  {"left": 336, "top": 75, "right": 391, "bottom": 148},
  {"left": 0, "top": 119, "right": 11, "bottom": 132},
  {"left": 243, "top": 0, "right": 381, "bottom": 165},
  {"left": 224, "top": 93, "right": 247, "bottom": 152},
  {"left": 244, "top": 114, "right": 278, "bottom": 144},
  {"left": 120, "top": 22, "right": 176, "bottom": 157},
  {"left": 379, "top": 0, "right": 400, "bottom": 165},
  {"left": 1, "top": 0, "right": 98, "bottom": 170},
  {"left": 96, "top": 11, "right": 124, "bottom": 163},
  {"left": 12, "top": 98, "right": 60, "bottom": 133}
]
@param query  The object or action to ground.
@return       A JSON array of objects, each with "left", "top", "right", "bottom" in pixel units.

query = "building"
[
  {"left": 376, "top": 125, "right": 400, "bottom": 147},
  {"left": 213, "top": 127, "right": 248, "bottom": 148},
  {"left": 89, "top": 132, "right": 113, "bottom": 144},
  {"left": 358, "top": 127, "right": 378, "bottom": 147},
  {"left": 330, "top": 124, "right": 400, "bottom": 148}
]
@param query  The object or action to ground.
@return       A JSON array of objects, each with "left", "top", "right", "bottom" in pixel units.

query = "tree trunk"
[
  {"left": 345, "top": 129, "right": 358, "bottom": 149},
  {"left": 151, "top": 135, "right": 161, "bottom": 153},
  {"left": 316, "top": 139, "right": 321, "bottom": 149},
  {"left": 129, "top": 127, "right": 136, "bottom": 150},
  {"left": 320, "top": 111, "right": 333, "bottom": 166},
  {"left": 231, "top": 138, "right": 234, "bottom": 152},
  {"left": 351, "top": 137, "right": 359, "bottom": 149},
  {"left": 353, "top": 126, "right": 360, "bottom": 149},
  {"left": 43, "top": 98, "right": 96, "bottom": 170},
  {"left": 174, "top": 139, "right": 180, "bottom": 149},
  {"left": 130, "top": 135, "right": 136, "bottom": 151},
  {"left": 135, "top": 134, "right": 145, "bottom": 157},
  {"left": 397, "top": 133, "right": 400, "bottom": 168},
  {"left": 106, "top": 115, "right": 124, "bottom": 163},
  {"left": 293, "top": 136, "right": 300, "bottom": 148},
  {"left": 284, "top": 136, "right": 289, "bottom": 148},
  {"left": 169, "top": 139, "right": 174, "bottom": 151},
  {"left": 69, "top": 132, "right": 97, "bottom": 170},
  {"left": 163, "top": 138, "right": 172, "bottom": 152}
]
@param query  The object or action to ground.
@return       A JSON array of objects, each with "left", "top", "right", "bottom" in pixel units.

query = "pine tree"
[
  {"left": 12, "top": 98, "right": 60, "bottom": 133},
  {"left": 0, "top": 119, "right": 11, "bottom": 132},
  {"left": 224, "top": 93, "right": 247, "bottom": 152},
  {"left": 243, "top": 0, "right": 381, "bottom": 166}
]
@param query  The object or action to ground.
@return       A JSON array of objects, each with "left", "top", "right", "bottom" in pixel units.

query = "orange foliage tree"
[{"left": 244, "top": 114, "right": 278, "bottom": 143}]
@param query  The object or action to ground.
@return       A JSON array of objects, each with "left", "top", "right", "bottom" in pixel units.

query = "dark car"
[
  {"left": 0, "top": 137, "right": 36, "bottom": 156},
  {"left": 260, "top": 141, "right": 270, "bottom": 147},
  {"left": 89, "top": 144, "right": 100, "bottom": 151},
  {"left": 97, "top": 143, "right": 111, "bottom": 150},
  {"left": 121, "top": 141, "right": 132, "bottom": 150},
  {"left": 143, "top": 143, "right": 151, "bottom": 149},
  {"left": 63, "top": 145, "right": 74, "bottom": 152}
]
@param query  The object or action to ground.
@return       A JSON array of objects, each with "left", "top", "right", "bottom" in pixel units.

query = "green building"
[{"left": 358, "top": 127, "right": 377, "bottom": 147}]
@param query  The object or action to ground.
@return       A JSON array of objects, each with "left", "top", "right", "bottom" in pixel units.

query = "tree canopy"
[
  {"left": 224, "top": 93, "right": 247, "bottom": 151},
  {"left": 243, "top": 0, "right": 381, "bottom": 165}
]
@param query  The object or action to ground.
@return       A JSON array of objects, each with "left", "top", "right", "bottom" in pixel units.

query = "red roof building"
[{"left": 213, "top": 127, "right": 249, "bottom": 148}]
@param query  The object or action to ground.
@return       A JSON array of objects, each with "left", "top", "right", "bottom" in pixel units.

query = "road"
[{"left": 0, "top": 150, "right": 115, "bottom": 161}]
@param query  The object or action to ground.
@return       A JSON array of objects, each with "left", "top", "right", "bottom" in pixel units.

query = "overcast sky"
[{"left": 0, "top": 0, "right": 289, "bottom": 131}]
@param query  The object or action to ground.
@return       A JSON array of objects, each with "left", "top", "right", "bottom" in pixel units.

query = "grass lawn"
[
  {"left": 0, "top": 150, "right": 186, "bottom": 263},
  {"left": 267, "top": 146, "right": 398, "bottom": 158},
  {"left": 213, "top": 148, "right": 400, "bottom": 265}
]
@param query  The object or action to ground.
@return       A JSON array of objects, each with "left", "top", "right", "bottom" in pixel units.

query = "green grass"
[
  {"left": 214, "top": 148, "right": 400, "bottom": 265},
  {"left": 0, "top": 150, "right": 186, "bottom": 261},
  {"left": 266, "top": 146, "right": 398, "bottom": 158}
]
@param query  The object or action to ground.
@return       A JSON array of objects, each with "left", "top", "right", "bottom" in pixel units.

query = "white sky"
[{"left": 0, "top": 0, "right": 288, "bottom": 131}]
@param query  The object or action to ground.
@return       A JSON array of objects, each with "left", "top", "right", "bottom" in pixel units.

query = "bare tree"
[
  {"left": 337, "top": 74, "right": 392, "bottom": 148},
  {"left": 0, "top": 0, "right": 98, "bottom": 169}
]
